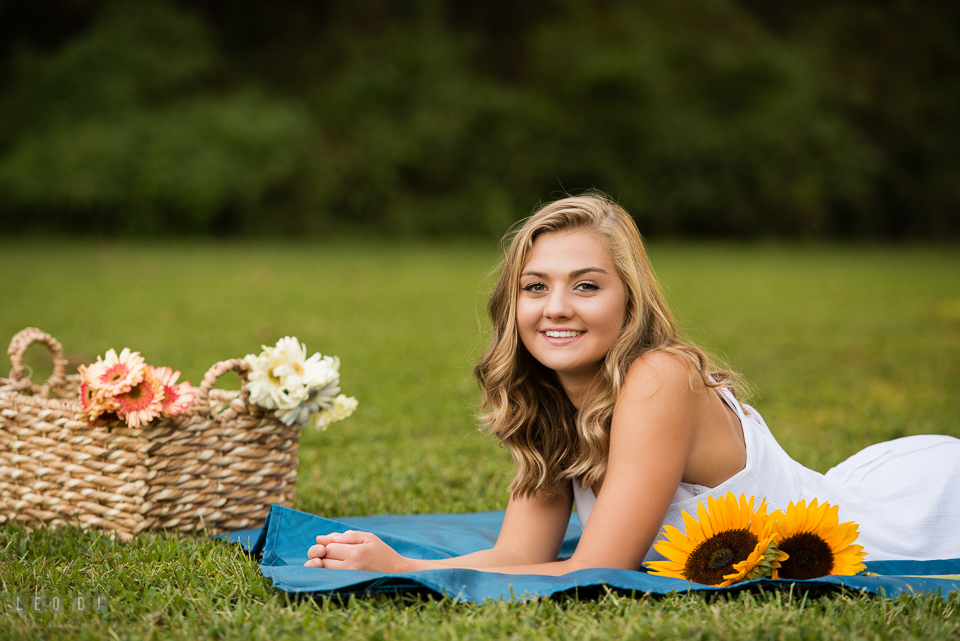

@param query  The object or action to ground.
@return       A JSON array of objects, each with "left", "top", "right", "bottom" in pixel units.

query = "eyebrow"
[{"left": 520, "top": 267, "right": 609, "bottom": 278}]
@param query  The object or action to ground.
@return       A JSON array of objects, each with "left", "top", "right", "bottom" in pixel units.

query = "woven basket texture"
[{"left": 0, "top": 328, "right": 299, "bottom": 541}]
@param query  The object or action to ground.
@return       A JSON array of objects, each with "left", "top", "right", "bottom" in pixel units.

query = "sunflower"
[
  {"left": 645, "top": 493, "right": 785, "bottom": 586},
  {"left": 771, "top": 499, "right": 867, "bottom": 580}
]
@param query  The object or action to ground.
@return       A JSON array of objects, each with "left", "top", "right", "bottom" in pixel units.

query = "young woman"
[{"left": 305, "top": 194, "right": 960, "bottom": 575}]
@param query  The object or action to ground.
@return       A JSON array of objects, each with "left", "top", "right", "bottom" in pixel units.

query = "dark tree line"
[{"left": 1, "top": 0, "right": 958, "bottom": 238}]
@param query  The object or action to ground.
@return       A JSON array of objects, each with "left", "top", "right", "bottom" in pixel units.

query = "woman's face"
[{"left": 516, "top": 230, "right": 627, "bottom": 389}]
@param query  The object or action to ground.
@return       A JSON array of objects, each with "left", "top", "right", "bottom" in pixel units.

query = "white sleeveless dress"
[{"left": 573, "top": 387, "right": 960, "bottom": 563}]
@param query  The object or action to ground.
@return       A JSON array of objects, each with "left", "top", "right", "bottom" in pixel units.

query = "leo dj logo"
[{"left": 8, "top": 593, "right": 109, "bottom": 614}]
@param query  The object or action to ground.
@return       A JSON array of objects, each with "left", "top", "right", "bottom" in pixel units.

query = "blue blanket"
[{"left": 224, "top": 505, "right": 960, "bottom": 603}]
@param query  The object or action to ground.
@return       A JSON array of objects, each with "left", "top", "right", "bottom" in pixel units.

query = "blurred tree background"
[{"left": 0, "top": 0, "right": 957, "bottom": 238}]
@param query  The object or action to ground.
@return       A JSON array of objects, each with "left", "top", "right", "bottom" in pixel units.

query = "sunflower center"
[
  {"left": 708, "top": 548, "right": 734, "bottom": 569},
  {"left": 683, "top": 529, "right": 758, "bottom": 586},
  {"left": 777, "top": 531, "right": 834, "bottom": 580}
]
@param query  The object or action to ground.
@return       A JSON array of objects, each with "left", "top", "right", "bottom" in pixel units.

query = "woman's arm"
[
  {"left": 307, "top": 352, "right": 713, "bottom": 575},
  {"left": 569, "top": 352, "right": 700, "bottom": 571},
  {"left": 305, "top": 485, "right": 574, "bottom": 572}
]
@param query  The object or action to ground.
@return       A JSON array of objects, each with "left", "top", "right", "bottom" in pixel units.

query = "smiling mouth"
[{"left": 543, "top": 330, "right": 585, "bottom": 338}]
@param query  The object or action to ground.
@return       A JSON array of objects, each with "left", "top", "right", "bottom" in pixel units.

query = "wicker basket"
[{"left": 0, "top": 328, "right": 300, "bottom": 541}]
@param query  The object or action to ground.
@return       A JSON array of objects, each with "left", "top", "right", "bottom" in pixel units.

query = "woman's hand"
[{"left": 304, "top": 531, "right": 413, "bottom": 573}]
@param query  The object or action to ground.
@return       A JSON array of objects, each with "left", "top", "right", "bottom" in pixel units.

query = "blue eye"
[{"left": 575, "top": 282, "right": 600, "bottom": 292}]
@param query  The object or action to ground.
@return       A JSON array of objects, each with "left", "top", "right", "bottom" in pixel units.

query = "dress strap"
[
  {"left": 680, "top": 351, "right": 745, "bottom": 421},
  {"left": 714, "top": 384, "right": 746, "bottom": 421}
]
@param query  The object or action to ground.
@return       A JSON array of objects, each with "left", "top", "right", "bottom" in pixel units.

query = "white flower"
[
  {"left": 276, "top": 398, "right": 314, "bottom": 426},
  {"left": 243, "top": 336, "right": 356, "bottom": 428},
  {"left": 244, "top": 351, "right": 283, "bottom": 409},
  {"left": 332, "top": 394, "right": 358, "bottom": 419},
  {"left": 275, "top": 381, "right": 311, "bottom": 410},
  {"left": 313, "top": 408, "right": 335, "bottom": 430},
  {"left": 313, "top": 394, "right": 358, "bottom": 431}
]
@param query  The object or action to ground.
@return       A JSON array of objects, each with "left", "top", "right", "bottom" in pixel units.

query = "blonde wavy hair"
[{"left": 474, "top": 193, "right": 741, "bottom": 498}]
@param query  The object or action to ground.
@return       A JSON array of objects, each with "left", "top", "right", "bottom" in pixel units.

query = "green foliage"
[
  {"left": 0, "top": 0, "right": 957, "bottom": 236},
  {"left": 516, "top": 1, "right": 877, "bottom": 237},
  {"left": 0, "top": 240, "right": 959, "bottom": 637},
  {"left": 309, "top": 19, "right": 526, "bottom": 236},
  {"left": 0, "top": 1, "right": 215, "bottom": 129},
  {"left": 0, "top": 1, "right": 315, "bottom": 234}
]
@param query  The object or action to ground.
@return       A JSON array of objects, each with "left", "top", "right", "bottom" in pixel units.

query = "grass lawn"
[{"left": 1, "top": 239, "right": 959, "bottom": 639}]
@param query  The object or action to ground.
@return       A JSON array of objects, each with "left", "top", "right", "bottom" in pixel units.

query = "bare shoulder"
[
  {"left": 604, "top": 351, "right": 701, "bottom": 511},
  {"left": 610, "top": 350, "right": 705, "bottom": 447},
  {"left": 622, "top": 350, "right": 704, "bottom": 401}
]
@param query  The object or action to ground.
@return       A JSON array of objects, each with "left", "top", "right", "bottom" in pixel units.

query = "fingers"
[
  {"left": 323, "top": 541, "right": 359, "bottom": 562},
  {"left": 314, "top": 557, "right": 351, "bottom": 570},
  {"left": 306, "top": 530, "right": 383, "bottom": 571},
  {"left": 314, "top": 532, "right": 338, "bottom": 545},
  {"left": 315, "top": 530, "right": 372, "bottom": 546}
]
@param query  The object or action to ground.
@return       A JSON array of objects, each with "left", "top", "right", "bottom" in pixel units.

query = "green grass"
[{"left": 2, "top": 239, "right": 959, "bottom": 639}]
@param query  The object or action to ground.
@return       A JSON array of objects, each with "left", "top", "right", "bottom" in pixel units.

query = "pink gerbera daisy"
[
  {"left": 151, "top": 366, "right": 195, "bottom": 417},
  {"left": 114, "top": 368, "right": 164, "bottom": 428},
  {"left": 80, "top": 382, "right": 118, "bottom": 420},
  {"left": 82, "top": 348, "right": 146, "bottom": 397},
  {"left": 80, "top": 381, "right": 96, "bottom": 413}
]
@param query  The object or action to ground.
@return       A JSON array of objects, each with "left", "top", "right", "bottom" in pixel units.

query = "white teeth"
[{"left": 544, "top": 330, "right": 583, "bottom": 338}]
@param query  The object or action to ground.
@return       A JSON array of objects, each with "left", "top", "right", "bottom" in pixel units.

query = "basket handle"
[
  {"left": 7, "top": 327, "right": 70, "bottom": 393},
  {"left": 196, "top": 358, "right": 252, "bottom": 416}
]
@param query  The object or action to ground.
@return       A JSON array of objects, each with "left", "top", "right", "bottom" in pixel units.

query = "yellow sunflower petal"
[
  {"left": 826, "top": 524, "right": 856, "bottom": 549},
  {"left": 697, "top": 500, "right": 715, "bottom": 539},
  {"left": 831, "top": 543, "right": 868, "bottom": 575},
  {"left": 715, "top": 494, "right": 730, "bottom": 531},
  {"left": 820, "top": 502, "right": 839, "bottom": 527},
  {"left": 736, "top": 494, "right": 754, "bottom": 529},
  {"left": 723, "top": 493, "right": 741, "bottom": 530},
  {"left": 801, "top": 499, "right": 820, "bottom": 531},
  {"left": 681, "top": 509, "right": 705, "bottom": 542},
  {"left": 645, "top": 559, "right": 686, "bottom": 578},
  {"left": 780, "top": 501, "right": 799, "bottom": 532},
  {"left": 654, "top": 541, "right": 695, "bottom": 565},
  {"left": 661, "top": 523, "right": 688, "bottom": 543},
  {"left": 839, "top": 522, "right": 862, "bottom": 546},
  {"left": 751, "top": 500, "right": 773, "bottom": 538},
  {"left": 653, "top": 524, "right": 698, "bottom": 564},
  {"left": 769, "top": 508, "right": 785, "bottom": 534}
]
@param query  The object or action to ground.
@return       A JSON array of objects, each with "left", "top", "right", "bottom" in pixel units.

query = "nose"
[{"left": 543, "top": 288, "right": 573, "bottom": 319}]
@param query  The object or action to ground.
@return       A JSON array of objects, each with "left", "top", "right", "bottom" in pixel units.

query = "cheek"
[
  {"left": 515, "top": 299, "right": 538, "bottom": 329},
  {"left": 592, "top": 298, "right": 627, "bottom": 337},
  {"left": 514, "top": 303, "right": 542, "bottom": 352}
]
